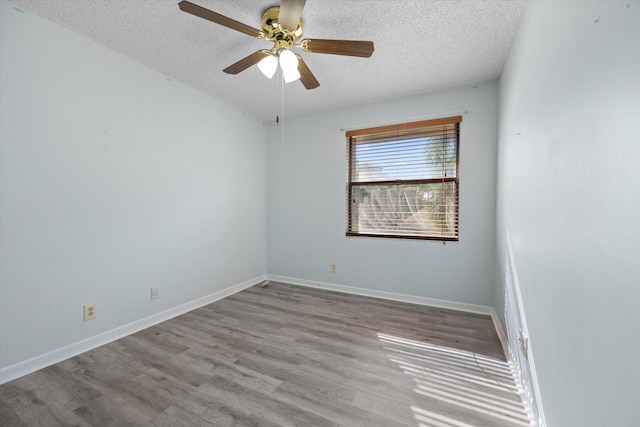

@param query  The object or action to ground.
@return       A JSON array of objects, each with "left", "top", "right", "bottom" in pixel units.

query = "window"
[{"left": 346, "top": 116, "right": 461, "bottom": 241}]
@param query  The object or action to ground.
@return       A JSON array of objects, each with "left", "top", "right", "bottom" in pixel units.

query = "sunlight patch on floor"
[
  {"left": 378, "top": 332, "right": 531, "bottom": 426},
  {"left": 411, "top": 406, "right": 476, "bottom": 427}
]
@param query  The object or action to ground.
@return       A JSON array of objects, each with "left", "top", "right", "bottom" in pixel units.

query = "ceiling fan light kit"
[
  {"left": 257, "top": 54, "right": 278, "bottom": 79},
  {"left": 278, "top": 50, "right": 301, "bottom": 82},
  {"left": 178, "top": 0, "right": 374, "bottom": 90}
]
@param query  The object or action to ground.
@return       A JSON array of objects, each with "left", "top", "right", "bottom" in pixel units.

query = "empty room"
[{"left": 1, "top": 1, "right": 638, "bottom": 426}]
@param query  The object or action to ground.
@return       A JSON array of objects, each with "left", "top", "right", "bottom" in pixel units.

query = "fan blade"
[
  {"left": 279, "top": 0, "right": 306, "bottom": 31},
  {"left": 178, "top": 1, "right": 263, "bottom": 38},
  {"left": 296, "top": 55, "right": 319, "bottom": 90},
  {"left": 300, "top": 39, "right": 374, "bottom": 58},
  {"left": 223, "top": 50, "right": 271, "bottom": 74}
]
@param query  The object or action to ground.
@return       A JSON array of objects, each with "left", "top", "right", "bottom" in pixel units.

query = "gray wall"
[
  {"left": 495, "top": 1, "right": 640, "bottom": 425},
  {"left": 267, "top": 82, "right": 499, "bottom": 306},
  {"left": 0, "top": 2, "right": 267, "bottom": 369}
]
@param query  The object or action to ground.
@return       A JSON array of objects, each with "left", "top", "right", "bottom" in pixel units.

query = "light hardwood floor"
[{"left": 0, "top": 282, "right": 530, "bottom": 426}]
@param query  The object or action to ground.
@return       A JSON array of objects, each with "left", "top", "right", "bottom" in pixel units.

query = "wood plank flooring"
[{"left": 0, "top": 282, "right": 530, "bottom": 426}]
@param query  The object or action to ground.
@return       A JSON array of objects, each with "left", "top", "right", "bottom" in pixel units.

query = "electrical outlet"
[
  {"left": 83, "top": 303, "right": 97, "bottom": 321},
  {"left": 330, "top": 263, "right": 337, "bottom": 273},
  {"left": 519, "top": 329, "right": 529, "bottom": 359},
  {"left": 150, "top": 287, "right": 159, "bottom": 300}
]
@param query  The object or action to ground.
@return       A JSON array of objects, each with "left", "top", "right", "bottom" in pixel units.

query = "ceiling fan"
[{"left": 178, "top": 0, "right": 375, "bottom": 89}]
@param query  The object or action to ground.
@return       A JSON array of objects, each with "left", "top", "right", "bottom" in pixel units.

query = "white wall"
[
  {"left": 0, "top": 2, "right": 266, "bottom": 369},
  {"left": 496, "top": 1, "right": 640, "bottom": 425},
  {"left": 267, "top": 82, "right": 499, "bottom": 306}
]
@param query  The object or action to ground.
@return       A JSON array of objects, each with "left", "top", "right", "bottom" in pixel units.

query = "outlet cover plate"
[{"left": 84, "top": 303, "right": 97, "bottom": 321}]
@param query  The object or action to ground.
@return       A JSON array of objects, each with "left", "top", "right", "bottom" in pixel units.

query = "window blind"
[{"left": 346, "top": 116, "right": 461, "bottom": 240}]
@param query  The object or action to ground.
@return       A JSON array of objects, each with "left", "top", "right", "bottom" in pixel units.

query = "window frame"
[{"left": 345, "top": 116, "right": 461, "bottom": 241}]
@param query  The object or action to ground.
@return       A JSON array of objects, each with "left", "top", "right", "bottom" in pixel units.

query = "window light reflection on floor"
[
  {"left": 387, "top": 348, "right": 516, "bottom": 386},
  {"left": 395, "top": 357, "right": 517, "bottom": 395},
  {"left": 377, "top": 332, "right": 533, "bottom": 426},
  {"left": 411, "top": 405, "right": 477, "bottom": 427}
]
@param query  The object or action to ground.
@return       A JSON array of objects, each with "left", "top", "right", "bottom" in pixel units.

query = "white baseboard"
[
  {"left": 504, "top": 232, "right": 546, "bottom": 426},
  {"left": 268, "top": 274, "right": 495, "bottom": 316},
  {"left": 0, "top": 275, "right": 266, "bottom": 385}
]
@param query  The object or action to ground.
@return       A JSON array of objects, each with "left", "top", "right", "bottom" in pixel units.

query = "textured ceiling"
[{"left": 8, "top": 0, "right": 526, "bottom": 122}]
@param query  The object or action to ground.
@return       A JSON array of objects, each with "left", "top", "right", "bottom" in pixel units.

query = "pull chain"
[{"left": 280, "top": 67, "right": 285, "bottom": 163}]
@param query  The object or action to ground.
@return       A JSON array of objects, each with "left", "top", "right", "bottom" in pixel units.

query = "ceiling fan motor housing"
[{"left": 261, "top": 6, "right": 303, "bottom": 50}]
